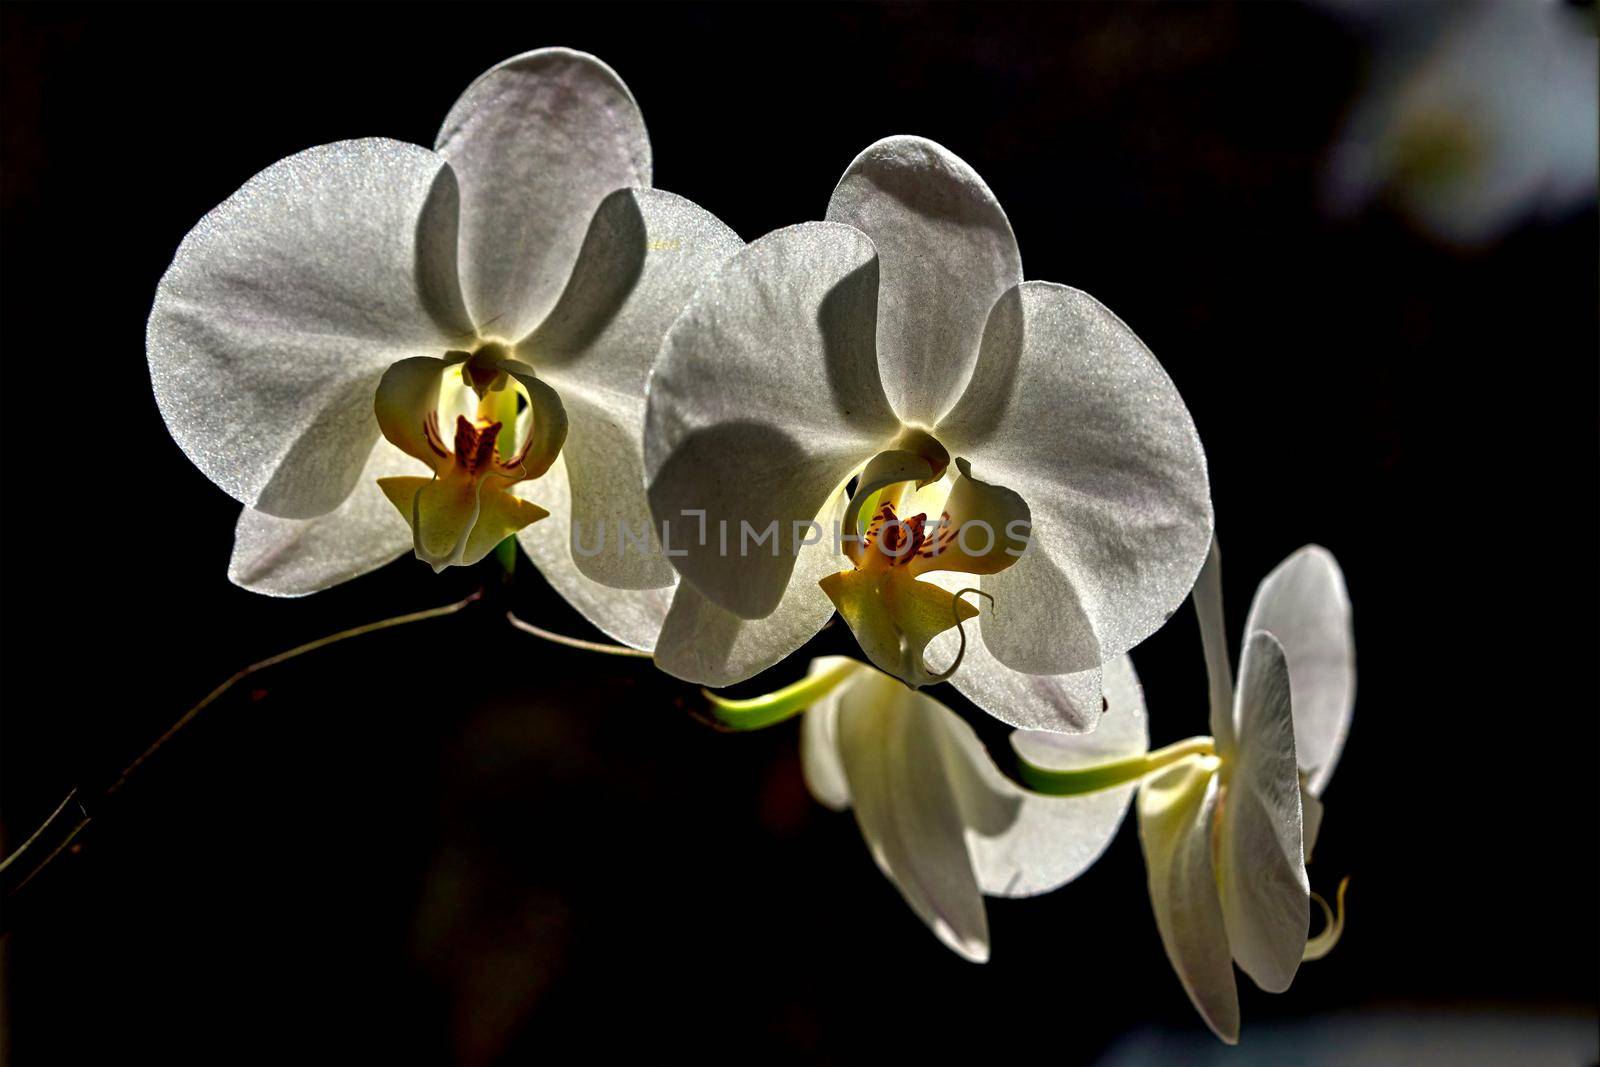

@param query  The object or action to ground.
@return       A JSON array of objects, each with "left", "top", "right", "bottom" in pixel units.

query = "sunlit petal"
[
  {"left": 523, "top": 188, "right": 744, "bottom": 590},
  {"left": 437, "top": 48, "right": 651, "bottom": 339},
  {"left": 1219, "top": 631, "right": 1309, "bottom": 994},
  {"left": 148, "top": 139, "right": 461, "bottom": 519},
  {"left": 646, "top": 222, "right": 897, "bottom": 619},
  {"left": 1137, "top": 756, "right": 1239, "bottom": 1045},
  {"left": 939, "top": 282, "right": 1212, "bottom": 675},
  {"left": 1244, "top": 545, "right": 1355, "bottom": 795},
  {"left": 228, "top": 439, "right": 417, "bottom": 596},
  {"left": 826, "top": 136, "right": 1022, "bottom": 426},
  {"left": 834, "top": 669, "right": 990, "bottom": 962},
  {"left": 956, "top": 654, "right": 1148, "bottom": 897}
]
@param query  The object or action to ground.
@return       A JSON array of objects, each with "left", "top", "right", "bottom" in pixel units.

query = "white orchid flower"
[
  {"left": 1323, "top": 0, "right": 1597, "bottom": 246},
  {"left": 1016, "top": 541, "right": 1355, "bottom": 1043},
  {"left": 644, "top": 136, "right": 1212, "bottom": 729},
  {"left": 705, "top": 654, "right": 1148, "bottom": 962},
  {"left": 147, "top": 49, "right": 742, "bottom": 646}
]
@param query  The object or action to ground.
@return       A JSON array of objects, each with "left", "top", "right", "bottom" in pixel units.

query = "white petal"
[
  {"left": 798, "top": 657, "right": 865, "bottom": 811},
  {"left": 1193, "top": 537, "right": 1237, "bottom": 758},
  {"left": 523, "top": 188, "right": 744, "bottom": 591},
  {"left": 148, "top": 139, "right": 460, "bottom": 519},
  {"left": 437, "top": 48, "right": 651, "bottom": 340},
  {"left": 652, "top": 489, "right": 850, "bottom": 687},
  {"left": 1219, "top": 631, "right": 1309, "bottom": 994},
  {"left": 1009, "top": 654, "right": 1149, "bottom": 769},
  {"left": 939, "top": 603, "right": 1105, "bottom": 732},
  {"left": 938, "top": 282, "right": 1212, "bottom": 674},
  {"left": 917, "top": 567, "right": 1101, "bottom": 732},
  {"left": 514, "top": 455, "right": 674, "bottom": 651},
  {"left": 834, "top": 669, "right": 990, "bottom": 962},
  {"left": 645, "top": 222, "right": 898, "bottom": 619},
  {"left": 1301, "top": 784, "right": 1324, "bottom": 864},
  {"left": 229, "top": 439, "right": 420, "bottom": 595},
  {"left": 1137, "top": 757, "right": 1239, "bottom": 1045},
  {"left": 1244, "top": 545, "right": 1355, "bottom": 796},
  {"left": 954, "top": 655, "right": 1149, "bottom": 898},
  {"left": 826, "top": 136, "right": 1022, "bottom": 426}
]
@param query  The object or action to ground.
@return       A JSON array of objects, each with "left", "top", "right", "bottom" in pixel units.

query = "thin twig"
[
  {"left": 2, "top": 590, "right": 483, "bottom": 900},
  {"left": 505, "top": 611, "right": 654, "bottom": 657}
]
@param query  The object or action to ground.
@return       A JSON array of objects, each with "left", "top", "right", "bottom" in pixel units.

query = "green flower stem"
[
  {"left": 1018, "top": 735, "right": 1216, "bottom": 796},
  {"left": 703, "top": 660, "right": 860, "bottom": 731},
  {"left": 494, "top": 535, "right": 517, "bottom": 574}
]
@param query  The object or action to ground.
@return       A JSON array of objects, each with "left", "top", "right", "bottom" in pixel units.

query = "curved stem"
[
  {"left": 1018, "top": 736, "right": 1216, "bottom": 796},
  {"left": 702, "top": 659, "right": 859, "bottom": 731},
  {"left": 505, "top": 612, "right": 654, "bottom": 657},
  {"left": 2, "top": 590, "right": 483, "bottom": 902}
]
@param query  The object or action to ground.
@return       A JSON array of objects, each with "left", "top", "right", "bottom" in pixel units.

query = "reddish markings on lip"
[
  {"left": 865, "top": 502, "right": 958, "bottom": 566},
  {"left": 422, "top": 412, "right": 450, "bottom": 459},
  {"left": 420, "top": 409, "right": 536, "bottom": 480},
  {"left": 453, "top": 415, "right": 502, "bottom": 476}
]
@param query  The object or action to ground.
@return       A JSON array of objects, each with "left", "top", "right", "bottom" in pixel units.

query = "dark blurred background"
[{"left": 2, "top": 3, "right": 1596, "bottom": 1064}]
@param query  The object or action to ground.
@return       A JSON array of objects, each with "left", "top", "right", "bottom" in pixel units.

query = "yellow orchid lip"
[
  {"left": 373, "top": 344, "right": 568, "bottom": 572},
  {"left": 823, "top": 448, "right": 1030, "bottom": 688}
]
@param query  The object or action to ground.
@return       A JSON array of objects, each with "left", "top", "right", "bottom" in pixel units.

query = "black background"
[{"left": 2, "top": 3, "right": 1596, "bottom": 1064}]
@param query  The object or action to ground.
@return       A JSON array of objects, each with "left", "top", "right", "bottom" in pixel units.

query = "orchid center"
[
  {"left": 820, "top": 435, "right": 1031, "bottom": 688},
  {"left": 371, "top": 340, "right": 569, "bottom": 573}
]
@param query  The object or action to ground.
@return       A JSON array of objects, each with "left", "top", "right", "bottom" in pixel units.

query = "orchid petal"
[
  {"left": 891, "top": 600, "right": 1092, "bottom": 744},
  {"left": 436, "top": 48, "right": 651, "bottom": 340},
  {"left": 952, "top": 634, "right": 1105, "bottom": 733},
  {"left": 843, "top": 448, "right": 938, "bottom": 547},
  {"left": 1244, "top": 545, "right": 1355, "bottom": 795},
  {"left": 826, "top": 136, "right": 1022, "bottom": 426},
  {"left": 228, "top": 440, "right": 418, "bottom": 596},
  {"left": 646, "top": 222, "right": 898, "bottom": 619},
  {"left": 1137, "top": 756, "right": 1239, "bottom": 1045},
  {"left": 956, "top": 654, "right": 1148, "bottom": 897},
  {"left": 1193, "top": 537, "right": 1237, "bottom": 758},
  {"left": 495, "top": 360, "right": 568, "bottom": 482},
  {"left": 373, "top": 355, "right": 467, "bottom": 471},
  {"left": 148, "top": 139, "right": 461, "bottom": 519},
  {"left": 514, "top": 456, "right": 674, "bottom": 652},
  {"left": 1219, "top": 631, "right": 1309, "bottom": 994},
  {"left": 914, "top": 568, "right": 1104, "bottom": 731},
  {"left": 1009, "top": 655, "right": 1147, "bottom": 769},
  {"left": 523, "top": 188, "right": 744, "bottom": 590},
  {"left": 939, "top": 282, "right": 1212, "bottom": 675},
  {"left": 798, "top": 657, "right": 866, "bottom": 812},
  {"left": 833, "top": 668, "right": 990, "bottom": 962},
  {"left": 907, "top": 458, "right": 1030, "bottom": 577},
  {"left": 1301, "top": 782, "right": 1324, "bottom": 864},
  {"left": 652, "top": 489, "right": 850, "bottom": 686}
]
